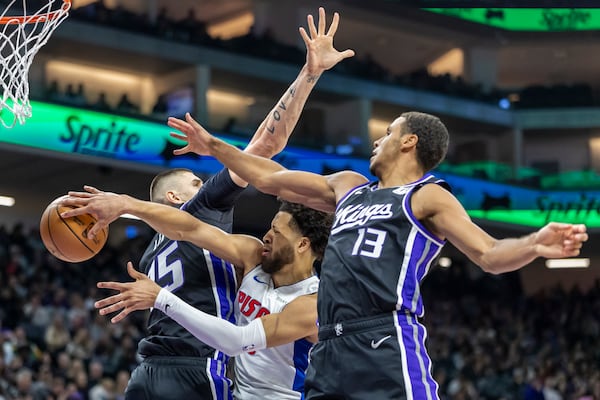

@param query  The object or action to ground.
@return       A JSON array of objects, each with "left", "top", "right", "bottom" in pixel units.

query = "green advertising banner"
[
  {"left": 468, "top": 209, "right": 600, "bottom": 229},
  {"left": 5, "top": 102, "right": 182, "bottom": 164},
  {"left": 2, "top": 101, "right": 600, "bottom": 229},
  {"left": 0, "top": 100, "right": 374, "bottom": 175},
  {"left": 424, "top": 8, "right": 600, "bottom": 31}
]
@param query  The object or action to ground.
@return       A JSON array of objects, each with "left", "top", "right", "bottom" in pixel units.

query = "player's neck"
[
  {"left": 377, "top": 165, "right": 425, "bottom": 189},
  {"left": 378, "top": 170, "right": 424, "bottom": 189},
  {"left": 271, "top": 262, "right": 314, "bottom": 288}
]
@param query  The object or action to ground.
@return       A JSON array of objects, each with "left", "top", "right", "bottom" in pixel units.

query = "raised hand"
[
  {"left": 301, "top": 7, "right": 355, "bottom": 74},
  {"left": 59, "top": 185, "right": 126, "bottom": 238},
  {"left": 535, "top": 223, "right": 588, "bottom": 258},
  {"left": 168, "top": 113, "right": 214, "bottom": 156},
  {"left": 95, "top": 262, "right": 161, "bottom": 323}
]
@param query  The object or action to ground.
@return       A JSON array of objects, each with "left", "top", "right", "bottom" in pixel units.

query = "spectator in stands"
[
  {"left": 63, "top": 84, "right": 83, "bottom": 106},
  {"left": 155, "top": 7, "right": 174, "bottom": 39},
  {"left": 177, "top": 8, "right": 208, "bottom": 43},
  {"left": 44, "top": 315, "right": 70, "bottom": 354},
  {"left": 91, "top": 92, "right": 111, "bottom": 112},
  {"left": 45, "top": 80, "right": 61, "bottom": 103},
  {"left": 115, "top": 93, "right": 138, "bottom": 114},
  {"left": 151, "top": 94, "right": 168, "bottom": 120}
]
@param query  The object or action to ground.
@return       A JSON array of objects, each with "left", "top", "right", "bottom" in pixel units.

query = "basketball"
[{"left": 39, "top": 196, "right": 108, "bottom": 262}]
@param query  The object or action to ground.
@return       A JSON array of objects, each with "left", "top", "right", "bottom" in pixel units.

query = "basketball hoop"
[{"left": 0, "top": 0, "right": 71, "bottom": 128}]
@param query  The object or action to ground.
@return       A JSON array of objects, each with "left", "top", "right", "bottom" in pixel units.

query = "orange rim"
[{"left": 0, "top": 0, "right": 71, "bottom": 25}]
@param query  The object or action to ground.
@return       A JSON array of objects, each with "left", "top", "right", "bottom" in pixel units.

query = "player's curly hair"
[
  {"left": 401, "top": 111, "right": 449, "bottom": 172},
  {"left": 278, "top": 200, "right": 333, "bottom": 261}
]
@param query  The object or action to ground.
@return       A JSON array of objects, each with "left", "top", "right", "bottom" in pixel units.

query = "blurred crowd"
[
  {"left": 423, "top": 264, "right": 600, "bottom": 400},
  {"left": 0, "top": 223, "right": 151, "bottom": 400},
  {"left": 0, "top": 221, "right": 598, "bottom": 399}
]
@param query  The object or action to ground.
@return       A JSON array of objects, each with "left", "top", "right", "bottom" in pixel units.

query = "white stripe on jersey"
[
  {"left": 396, "top": 226, "right": 418, "bottom": 312},
  {"left": 206, "top": 358, "right": 218, "bottom": 400}
]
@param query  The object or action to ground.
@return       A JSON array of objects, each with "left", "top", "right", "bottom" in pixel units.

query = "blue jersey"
[
  {"left": 318, "top": 174, "right": 450, "bottom": 325},
  {"left": 137, "top": 169, "right": 242, "bottom": 364}
]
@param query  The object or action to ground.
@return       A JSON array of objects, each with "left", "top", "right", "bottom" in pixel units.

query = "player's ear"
[
  {"left": 401, "top": 133, "right": 418, "bottom": 150},
  {"left": 165, "top": 190, "right": 184, "bottom": 205},
  {"left": 297, "top": 237, "right": 311, "bottom": 254}
]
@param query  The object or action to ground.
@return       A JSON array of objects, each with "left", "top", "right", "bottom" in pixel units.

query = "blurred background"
[{"left": 0, "top": 1, "right": 598, "bottom": 399}]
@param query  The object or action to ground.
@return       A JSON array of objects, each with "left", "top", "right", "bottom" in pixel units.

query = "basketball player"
[
  {"left": 60, "top": 193, "right": 332, "bottom": 400},
  {"left": 61, "top": 8, "right": 352, "bottom": 400},
  {"left": 162, "top": 111, "right": 589, "bottom": 400}
]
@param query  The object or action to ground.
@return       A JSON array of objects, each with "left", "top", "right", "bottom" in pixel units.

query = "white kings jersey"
[{"left": 233, "top": 266, "right": 319, "bottom": 400}]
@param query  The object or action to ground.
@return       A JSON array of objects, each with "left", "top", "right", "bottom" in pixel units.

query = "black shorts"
[
  {"left": 125, "top": 356, "right": 232, "bottom": 400},
  {"left": 304, "top": 311, "right": 439, "bottom": 400}
]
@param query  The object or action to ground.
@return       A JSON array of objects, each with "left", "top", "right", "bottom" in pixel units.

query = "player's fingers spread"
[
  {"left": 66, "top": 191, "right": 92, "bottom": 199},
  {"left": 97, "top": 281, "right": 126, "bottom": 292},
  {"left": 84, "top": 185, "right": 101, "bottom": 194},
  {"left": 340, "top": 49, "right": 355, "bottom": 59},
  {"left": 307, "top": 14, "right": 317, "bottom": 38},
  {"left": 98, "top": 301, "right": 124, "bottom": 316},
  {"left": 111, "top": 309, "right": 130, "bottom": 324},
  {"left": 86, "top": 227, "right": 99, "bottom": 240},
  {"left": 60, "top": 207, "right": 87, "bottom": 218},
  {"left": 170, "top": 132, "right": 189, "bottom": 142},
  {"left": 167, "top": 119, "right": 188, "bottom": 131},
  {"left": 173, "top": 145, "right": 194, "bottom": 156},
  {"left": 127, "top": 262, "right": 145, "bottom": 280},
  {"left": 185, "top": 112, "right": 200, "bottom": 127},
  {"left": 62, "top": 197, "right": 89, "bottom": 209},
  {"left": 327, "top": 12, "right": 339, "bottom": 36},
  {"left": 94, "top": 295, "right": 121, "bottom": 309},
  {"left": 317, "top": 7, "right": 326, "bottom": 35},
  {"left": 167, "top": 116, "right": 181, "bottom": 125},
  {"left": 299, "top": 27, "right": 310, "bottom": 44},
  {"left": 89, "top": 223, "right": 106, "bottom": 239},
  {"left": 97, "top": 281, "right": 109, "bottom": 289}
]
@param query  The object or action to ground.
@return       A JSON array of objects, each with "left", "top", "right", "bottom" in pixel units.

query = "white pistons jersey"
[{"left": 233, "top": 266, "right": 319, "bottom": 400}]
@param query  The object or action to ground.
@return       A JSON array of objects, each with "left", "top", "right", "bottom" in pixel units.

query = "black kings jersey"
[
  {"left": 318, "top": 174, "right": 450, "bottom": 325},
  {"left": 137, "top": 169, "right": 243, "bottom": 361}
]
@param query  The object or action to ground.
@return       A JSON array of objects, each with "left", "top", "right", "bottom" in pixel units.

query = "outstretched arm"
[
  {"left": 96, "top": 263, "right": 318, "bottom": 355},
  {"left": 169, "top": 116, "right": 368, "bottom": 212},
  {"left": 413, "top": 184, "right": 589, "bottom": 274},
  {"left": 177, "top": 7, "right": 354, "bottom": 188},
  {"left": 60, "top": 187, "right": 263, "bottom": 271}
]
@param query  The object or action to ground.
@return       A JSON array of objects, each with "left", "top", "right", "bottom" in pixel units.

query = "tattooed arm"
[{"left": 171, "top": 7, "right": 355, "bottom": 188}]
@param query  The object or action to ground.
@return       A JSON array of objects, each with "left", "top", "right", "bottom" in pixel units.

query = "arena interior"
[{"left": 0, "top": 1, "right": 598, "bottom": 399}]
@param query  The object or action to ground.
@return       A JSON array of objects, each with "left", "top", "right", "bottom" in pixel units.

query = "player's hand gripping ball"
[{"left": 40, "top": 196, "right": 108, "bottom": 262}]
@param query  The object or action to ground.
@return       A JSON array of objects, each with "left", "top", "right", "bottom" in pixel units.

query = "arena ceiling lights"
[
  {"left": 545, "top": 258, "right": 590, "bottom": 269},
  {"left": 0, "top": 196, "right": 15, "bottom": 207}
]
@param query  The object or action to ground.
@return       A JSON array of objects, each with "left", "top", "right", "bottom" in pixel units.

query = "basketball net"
[{"left": 0, "top": 0, "right": 71, "bottom": 128}]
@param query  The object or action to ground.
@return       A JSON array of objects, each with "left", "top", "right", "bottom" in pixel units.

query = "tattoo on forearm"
[
  {"left": 266, "top": 84, "right": 299, "bottom": 134},
  {"left": 307, "top": 74, "right": 320, "bottom": 83}
]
